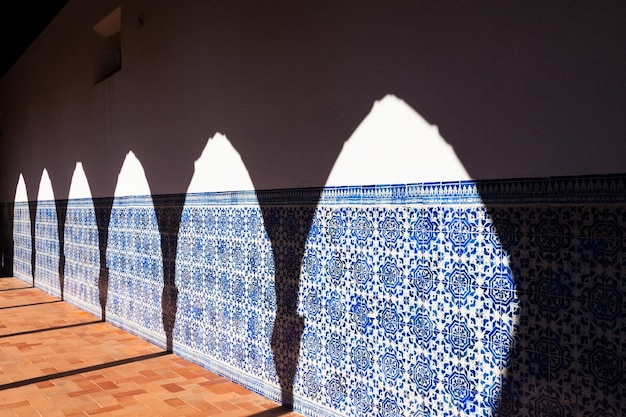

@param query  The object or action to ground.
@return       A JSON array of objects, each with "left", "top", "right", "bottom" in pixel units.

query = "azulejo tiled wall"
[
  {"left": 106, "top": 196, "right": 166, "bottom": 341},
  {"left": 34, "top": 201, "right": 61, "bottom": 297},
  {"left": 64, "top": 198, "right": 101, "bottom": 316},
  {"left": 13, "top": 202, "right": 31, "bottom": 280},
  {"left": 11, "top": 175, "right": 626, "bottom": 417}
]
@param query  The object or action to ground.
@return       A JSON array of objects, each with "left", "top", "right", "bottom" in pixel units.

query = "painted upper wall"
[{"left": 1, "top": 0, "right": 625, "bottom": 201}]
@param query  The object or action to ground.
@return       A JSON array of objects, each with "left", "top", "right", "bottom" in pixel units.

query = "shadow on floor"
[
  {"left": 0, "top": 351, "right": 170, "bottom": 391},
  {"left": 0, "top": 285, "right": 33, "bottom": 292},
  {"left": 0, "top": 299, "right": 62, "bottom": 310},
  {"left": 245, "top": 406, "right": 297, "bottom": 417},
  {"left": 0, "top": 319, "right": 101, "bottom": 339}
]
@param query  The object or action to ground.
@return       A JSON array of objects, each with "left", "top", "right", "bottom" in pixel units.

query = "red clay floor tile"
[{"left": 0, "top": 277, "right": 302, "bottom": 417}]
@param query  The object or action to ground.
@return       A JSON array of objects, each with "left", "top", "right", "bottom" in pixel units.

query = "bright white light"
[
  {"left": 13, "top": 173, "right": 32, "bottom": 282},
  {"left": 15, "top": 174, "right": 28, "bottom": 202},
  {"left": 68, "top": 163, "right": 94, "bottom": 199},
  {"left": 114, "top": 151, "right": 152, "bottom": 197},
  {"left": 187, "top": 133, "right": 255, "bottom": 194},
  {"left": 326, "top": 94, "right": 471, "bottom": 186},
  {"left": 37, "top": 169, "right": 55, "bottom": 201}
]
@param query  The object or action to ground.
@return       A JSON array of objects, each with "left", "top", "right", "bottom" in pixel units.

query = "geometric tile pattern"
[
  {"left": 12, "top": 202, "right": 31, "bottom": 281},
  {"left": 174, "top": 200, "right": 278, "bottom": 396},
  {"left": 11, "top": 175, "right": 626, "bottom": 417},
  {"left": 34, "top": 200, "right": 61, "bottom": 297},
  {"left": 105, "top": 196, "right": 165, "bottom": 343},
  {"left": 64, "top": 198, "right": 101, "bottom": 315}
]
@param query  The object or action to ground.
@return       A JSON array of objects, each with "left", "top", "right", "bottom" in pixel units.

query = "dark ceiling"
[{"left": 0, "top": 1, "right": 69, "bottom": 78}]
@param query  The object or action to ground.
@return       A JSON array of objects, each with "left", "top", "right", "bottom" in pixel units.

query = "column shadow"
[
  {"left": 93, "top": 196, "right": 115, "bottom": 321},
  {"left": 0, "top": 286, "right": 33, "bottom": 291},
  {"left": 0, "top": 351, "right": 170, "bottom": 391},
  {"left": 54, "top": 198, "right": 68, "bottom": 300},
  {"left": 0, "top": 319, "right": 101, "bottom": 339},
  {"left": 256, "top": 192, "right": 318, "bottom": 408},
  {"left": 0, "top": 202, "right": 14, "bottom": 277},
  {"left": 0, "top": 300, "right": 62, "bottom": 310},
  {"left": 28, "top": 199, "right": 37, "bottom": 287},
  {"left": 151, "top": 193, "right": 185, "bottom": 353},
  {"left": 244, "top": 406, "right": 295, "bottom": 417}
]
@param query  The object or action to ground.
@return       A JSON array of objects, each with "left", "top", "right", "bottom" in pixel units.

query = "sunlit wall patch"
[
  {"left": 13, "top": 174, "right": 31, "bottom": 282},
  {"left": 174, "top": 133, "right": 279, "bottom": 398},
  {"left": 106, "top": 151, "right": 165, "bottom": 345},
  {"left": 34, "top": 169, "right": 61, "bottom": 297},
  {"left": 63, "top": 163, "right": 101, "bottom": 317},
  {"left": 295, "top": 95, "right": 513, "bottom": 417},
  {"left": 325, "top": 94, "right": 471, "bottom": 187}
]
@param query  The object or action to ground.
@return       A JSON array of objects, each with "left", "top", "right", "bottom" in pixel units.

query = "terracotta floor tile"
[
  {"left": 0, "top": 278, "right": 303, "bottom": 417},
  {"left": 115, "top": 394, "right": 142, "bottom": 408},
  {"left": 62, "top": 411, "right": 88, "bottom": 417},
  {"left": 111, "top": 388, "right": 147, "bottom": 399},
  {"left": 0, "top": 399, "right": 30, "bottom": 410},
  {"left": 84, "top": 404, "right": 124, "bottom": 415},
  {"left": 89, "top": 393, "right": 119, "bottom": 408},
  {"left": 215, "top": 400, "right": 243, "bottom": 411},
  {"left": 95, "top": 381, "right": 118, "bottom": 390},
  {"left": 164, "top": 397, "right": 188, "bottom": 408},
  {"left": 161, "top": 382, "right": 185, "bottom": 393},
  {"left": 35, "top": 409, "right": 65, "bottom": 417}
]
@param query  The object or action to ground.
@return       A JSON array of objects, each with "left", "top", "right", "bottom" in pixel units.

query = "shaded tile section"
[{"left": 12, "top": 202, "right": 31, "bottom": 282}]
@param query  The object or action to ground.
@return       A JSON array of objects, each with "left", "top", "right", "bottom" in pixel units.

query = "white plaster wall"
[
  {"left": 37, "top": 169, "right": 55, "bottom": 202},
  {"left": 14, "top": 175, "right": 28, "bottom": 203},
  {"left": 187, "top": 133, "right": 256, "bottom": 194},
  {"left": 68, "top": 163, "right": 94, "bottom": 200},
  {"left": 326, "top": 95, "right": 471, "bottom": 187},
  {"left": 0, "top": 0, "right": 625, "bottom": 201},
  {"left": 113, "top": 151, "right": 151, "bottom": 197}
]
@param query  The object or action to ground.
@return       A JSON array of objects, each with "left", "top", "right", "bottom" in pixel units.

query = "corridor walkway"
[{"left": 0, "top": 277, "right": 301, "bottom": 417}]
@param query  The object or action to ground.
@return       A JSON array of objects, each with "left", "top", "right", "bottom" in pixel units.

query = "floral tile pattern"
[
  {"left": 64, "top": 198, "right": 101, "bottom": 315},
  {"left": 34, "top": 201, "right": 60, "bottom": 297},
  {"left": 12, "top": 202, "right": 31, "bottom": 281}
]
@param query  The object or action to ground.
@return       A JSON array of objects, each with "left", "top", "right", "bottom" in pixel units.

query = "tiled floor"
[{"left": 0, "top": 277, "right": 302, "bottom": 417}]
